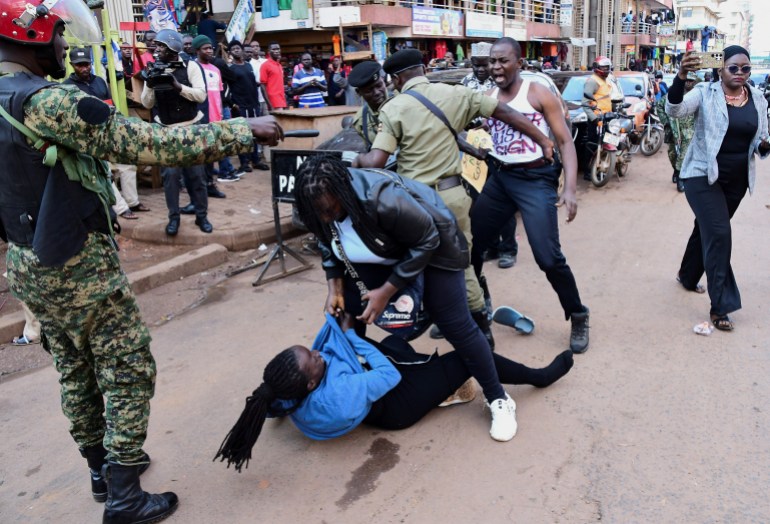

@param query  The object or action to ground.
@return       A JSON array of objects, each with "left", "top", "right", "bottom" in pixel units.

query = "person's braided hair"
[
  {"left": 293, "top": 154, "right": 375, "bottom": 244},
  {"left": 214, "top": 346, "right": 310, "bottom": 472}
]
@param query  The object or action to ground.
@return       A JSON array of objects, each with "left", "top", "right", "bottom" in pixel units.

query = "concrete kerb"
[{"left": 0, "top": 244, "right": 230, "bottom": 345}]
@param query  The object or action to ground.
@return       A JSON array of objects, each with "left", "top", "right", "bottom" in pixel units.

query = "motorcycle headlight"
[
  {"left": 571, "top": 112, "right": 587, "bottom": 123},
  {"left": 608, "top": 119, "right": 622, "bottom": 134}
]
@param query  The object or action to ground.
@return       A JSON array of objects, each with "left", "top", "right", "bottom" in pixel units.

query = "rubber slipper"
[
  {"left": 492, "top": 306, "right": 535, "bottom": 335},
  {"left": 120, "top": 210, "right": 138, "bottom": 220},
  {"left": 676, "top": 275, "right": 706, "bottom": 294},
  {"left": 12, "top": 335, "right": 37, "bottom": 346},
  {"left": 130, "top": 203, "right": 151, "bottom": 212}
]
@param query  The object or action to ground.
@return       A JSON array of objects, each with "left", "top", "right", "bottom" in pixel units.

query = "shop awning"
[{"left": 530, "top": 37, "right": 571, "bottom": 43}]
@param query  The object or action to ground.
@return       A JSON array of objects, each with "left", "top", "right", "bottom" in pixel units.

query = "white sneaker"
[{"left": 488, "top": 393, "right": 517, "bottom": 442}]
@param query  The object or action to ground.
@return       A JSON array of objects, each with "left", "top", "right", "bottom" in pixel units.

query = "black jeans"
[
  {"left": 341, "top": 264, "right": 505, "bottom": 403},
  {"left": 471, "top": 161, "right": 585, "bottom": 319},
  {"left": 234, "top": 106, "right": 261, "bottom": 168},
  {"left": 678, "top": 174, "right": 748, "bottom": 316}
]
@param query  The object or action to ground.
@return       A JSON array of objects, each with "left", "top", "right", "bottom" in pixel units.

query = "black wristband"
[{"left": 667, "top": 74, "right": 686, "bottom": 104}]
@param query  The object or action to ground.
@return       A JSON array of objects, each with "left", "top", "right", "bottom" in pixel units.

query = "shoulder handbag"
[{"left": 329, "top": 225, "right": 431, "bottom": 341}]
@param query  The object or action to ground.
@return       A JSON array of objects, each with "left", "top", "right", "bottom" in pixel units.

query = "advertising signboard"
[
  {"left": 412, "top": 7, "right": 464, "bottom": 37},
  {"left": 466, "top": 11, "right": 503, "bottom": 39}
]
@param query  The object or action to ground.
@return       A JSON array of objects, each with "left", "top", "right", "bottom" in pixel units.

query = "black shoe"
[
  {"left": 253, "top": 161, "right": 270, "bottom": 171},
  {"left": 672, "top": 170, "right": 679, "bottom": 184},
  {"left": 429, "top": 324, "right": 444, "bottom": 339},
  {"left": 570, "top": 307, "right": 590, "bottom": 354},
  {"left": 207, "top": 185, "right": 226, "bottom": 198},
  {"left": 482, "top": 249, "right": 500, "bottom": 262},
  {"left": 81, "top": 446, "right": 151, "bottom": 503},
  {"left": 195, "top": 217, "right": 213, "bottom": 233},
  {"left": 179, "top": 203, "right": 195, "bottom": 215},
  {"left": 240, "top": 164, "right": 253, "bottom": 173},
  {"left": 165, "top": 218, "right": 180, "bottom": 236},
  {"left": 102, "top": 462, "right": 178, "bottom": 524},
  {"left": 498, "top": 253, "right": 516, "bottom": 269},
  {"left": 471, "top": 309, "right": 495, "bottom": 352},
  {"left": 677, "top": 178, "right": 685, "bottom": 193}
]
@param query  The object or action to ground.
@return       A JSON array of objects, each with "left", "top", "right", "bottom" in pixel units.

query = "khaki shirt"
[
  {"left": 371, "top": 76, "right": 498, "bottom": 186},
  {"left": 351, "top": 103, "right": 382, "bottom": 151}
]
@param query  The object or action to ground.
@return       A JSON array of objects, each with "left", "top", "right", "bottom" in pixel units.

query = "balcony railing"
[
  {"left": 312, "top": 0, "right": 564, "bottom": 25},
  {"left": 620, "top": 21, "right": 659, "bottom": 36}
]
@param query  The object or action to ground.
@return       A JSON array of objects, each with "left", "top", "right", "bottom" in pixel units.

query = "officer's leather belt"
[
  {"left": 488, "top": 157, "right": 548, "bottom": 170},
  {"left": 433, "top": 175, "right": 463, "bottom": 191}
]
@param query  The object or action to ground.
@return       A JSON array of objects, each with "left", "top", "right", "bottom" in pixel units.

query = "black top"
[
  {"left": 63, "top": 74, "right": 110, "bottom": 101},
  {"left": 229, "top": 63, "right": 259, "bottom": 109},
  {"left": 717, "top": 95, "right": 756, "bottom": 179}
]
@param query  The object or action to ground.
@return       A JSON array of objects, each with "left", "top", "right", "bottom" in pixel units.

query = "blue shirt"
[
  {"left": 292, "top": 67, "right": 327, "bottom": 108},
  {"left": 287, "top": 314, "right": 401, "bottom": 440}
]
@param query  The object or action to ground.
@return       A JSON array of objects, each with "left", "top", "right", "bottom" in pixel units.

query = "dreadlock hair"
[
  {"left": 214, "top": 346, "right": 310, "bottom": 472},
  {"left": 293, "top": 154, "right": 375, "bottom": 244}
]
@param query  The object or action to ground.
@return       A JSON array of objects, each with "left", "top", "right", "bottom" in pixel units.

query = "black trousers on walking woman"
[{"left": 678, "top": 171, "right": 748, "bottom": 316}]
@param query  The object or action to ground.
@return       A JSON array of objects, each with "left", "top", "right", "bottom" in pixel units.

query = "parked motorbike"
[
  {"left": 583, "top": 101, "right": 635, "bottom": 187},
  {"left": 639, "top": 100, "right": 664, "bottom": 156}
]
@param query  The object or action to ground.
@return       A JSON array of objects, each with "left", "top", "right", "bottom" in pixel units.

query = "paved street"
[{"left": 1, "top": 148, "right": 769, "bottom": 523}]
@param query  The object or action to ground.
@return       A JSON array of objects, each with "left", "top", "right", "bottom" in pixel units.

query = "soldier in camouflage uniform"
[
  {"left": 0, "top": 1, "right": 282, "bottom": 523},
  {"left": 658, "top": 72, "right": 698, "bottom": 192}
]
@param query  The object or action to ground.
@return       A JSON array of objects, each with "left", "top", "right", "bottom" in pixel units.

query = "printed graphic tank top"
[{"left": 487, "top": 78, "right": 550, "bottom": 164}]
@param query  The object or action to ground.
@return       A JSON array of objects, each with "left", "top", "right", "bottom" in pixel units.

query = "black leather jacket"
[{"left": 320, "top": 168, "right": 469, "bottom": 289}]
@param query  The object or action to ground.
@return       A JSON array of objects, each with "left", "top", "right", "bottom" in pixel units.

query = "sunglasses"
[{"left": 726, "top": 65, "right": 751, "bottom": 75}]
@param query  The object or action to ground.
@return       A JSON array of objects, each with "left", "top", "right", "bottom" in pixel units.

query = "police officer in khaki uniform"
[
  {"left": 348, "top": 61, "right": 390, "bottom": 151},
  {"left": 353, "top": 49, "right": 554, "bottom": 348},
  {"left": 0, "top": 1, "right": 281, "bottom": 522}
]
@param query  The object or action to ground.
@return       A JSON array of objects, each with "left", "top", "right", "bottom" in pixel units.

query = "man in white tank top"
[{"left": 470, "top": 37, "right": 591, "bottom": 354}]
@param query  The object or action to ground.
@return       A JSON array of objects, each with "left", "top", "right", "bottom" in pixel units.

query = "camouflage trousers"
[{"left": 6, "top": 233, "right": 155, "bottom": 464}]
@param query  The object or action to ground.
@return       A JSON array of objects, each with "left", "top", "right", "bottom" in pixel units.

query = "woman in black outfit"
[{"left": 666, "top": 46, "right": 770, "bottom": 330}]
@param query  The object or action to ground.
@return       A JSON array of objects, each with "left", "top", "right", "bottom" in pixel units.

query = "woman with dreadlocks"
[
  {"left": 293, "top": 154, "right": 535, "bottom": 441},
  {"left": 214, "top": 313, "right": 573, "bottom": 472}
]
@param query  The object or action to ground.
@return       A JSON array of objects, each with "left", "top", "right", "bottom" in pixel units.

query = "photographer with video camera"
[{"left": 141, "top": 28, "right": 213, "bottom": 235}]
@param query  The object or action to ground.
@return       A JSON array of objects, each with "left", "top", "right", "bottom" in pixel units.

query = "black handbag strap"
[
  {"left": 329, "top": 225, "right": 369, "bottom": 297},
  {"left": 404, "top": 90, "right": 457, "bottom": 140},
  {"left": 362, "top": 104, "right": 373, "bottom": 149}
]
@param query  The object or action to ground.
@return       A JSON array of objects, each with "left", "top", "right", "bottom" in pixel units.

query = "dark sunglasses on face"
[{"left": 726, "top": 65, "right": 751, "bottom": 75}]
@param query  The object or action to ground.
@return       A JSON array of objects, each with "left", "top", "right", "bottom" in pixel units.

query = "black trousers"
[
  {"left": 364, "top": 340, "right": 548, "bottom": 430},
  {"left": 678, "top": 174, "right": 748, "bottom": 316}
]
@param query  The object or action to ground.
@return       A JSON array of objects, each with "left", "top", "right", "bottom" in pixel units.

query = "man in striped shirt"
[{"left": 292, "top": 52, "right": 327, "bottom": 108}]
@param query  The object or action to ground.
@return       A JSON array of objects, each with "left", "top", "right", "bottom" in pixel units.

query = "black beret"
[
  {"left": 348, "top": 61, "right": 383, "bottom": 88},
  {"left": 383, "top": 49, "right": 423, "bottom": 75}
]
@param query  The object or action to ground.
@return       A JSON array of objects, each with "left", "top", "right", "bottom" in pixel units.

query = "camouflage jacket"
[
  {"left": 657, "top": 96, "right": 695, "bottom": 170},
  {"left": 22, "top": 81, "right": 255, "bottom": 167}
]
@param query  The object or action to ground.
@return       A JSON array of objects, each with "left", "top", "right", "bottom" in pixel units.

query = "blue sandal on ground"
[
  {"left": 12, "top": 335, "right": 36, "bottom": 346},
  {"left": 492, "top": 306, "right": 535, "bottom": 335}
]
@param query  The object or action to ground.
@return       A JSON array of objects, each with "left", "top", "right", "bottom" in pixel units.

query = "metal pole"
[{"left": 634, "top": 0, "right": 640, "bottom": 67}]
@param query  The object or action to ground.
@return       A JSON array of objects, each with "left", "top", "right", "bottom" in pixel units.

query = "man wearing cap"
[
  {"left": 348, "top": 61, "right": 390, "bottom": 151},
  {"left": 141, "top": 29, "right": 214, "bottom": 236},
  {"left": 353, "top": 48, "right": 554, "bottom": 348}
]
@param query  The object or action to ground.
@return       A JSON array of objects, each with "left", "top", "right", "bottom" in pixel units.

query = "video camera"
[{"left": 143, "top": 60, "right": 184, "bottom": 91}]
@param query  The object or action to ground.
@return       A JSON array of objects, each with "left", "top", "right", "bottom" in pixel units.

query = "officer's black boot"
[
  {"left": 102, "top": 462, "right": 178, "bottom": 524},
  {"left": 471, "top": 309, "right": 495, "bottom": 352},
  {"left": 80, "top": 444, "right": 108, "bottom": 502}
]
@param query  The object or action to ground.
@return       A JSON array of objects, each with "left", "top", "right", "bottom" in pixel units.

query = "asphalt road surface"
[{"left": 1, "top": 148, "right": 769, "bottom": 523}]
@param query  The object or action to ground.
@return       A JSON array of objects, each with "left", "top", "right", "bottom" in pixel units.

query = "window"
[{"left": 681, "top": 8, "right": 692, "bottom": 18}]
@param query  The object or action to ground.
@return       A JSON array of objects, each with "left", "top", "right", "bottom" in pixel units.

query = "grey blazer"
[{"left": 665, "top": 80, "right": 769, "bottom": 194}]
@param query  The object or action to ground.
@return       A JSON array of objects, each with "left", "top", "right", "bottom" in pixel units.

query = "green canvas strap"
[{"left": 0, "top": 102, "right": 58, "bottom": 167}]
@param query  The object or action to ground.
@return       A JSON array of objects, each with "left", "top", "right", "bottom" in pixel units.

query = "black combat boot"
[
  {"left": 81, "top": 446, "right": 153, "bottom": 503},
  {"left": 471, "top": 309, "right": 495, "bottom": 352},
  {"left": 102, "top": 462, "right": 177, "bottom": 524},
  {"left": 81, "top": 445, "right": 108, "bottom": 502}
]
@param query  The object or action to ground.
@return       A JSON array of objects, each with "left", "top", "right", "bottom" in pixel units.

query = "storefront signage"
[
  {"left": 372, "top": 31, "right": 388, "bottom": 62},
  {"left": 412, "top": 7, "right": 464, "bottom": 38},
  {"left": 465, "top": 11, "right": 502, "bottom": 39},
  {"left": 504, "top": 20, "right": 526, "bottom": 41},
  {"left": 560, "top": 2, "right": 573, "bottom": 26},
  {"left": 225, "top": 0, "right": 255, "bottom": 44}
]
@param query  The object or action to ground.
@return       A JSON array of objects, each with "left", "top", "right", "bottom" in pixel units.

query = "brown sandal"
[
  {"left": 711, "top": 315, "right": 734, "bottom": 331},
  {"left": 130, "top": 202, "right": 151, "bottom": 212}
]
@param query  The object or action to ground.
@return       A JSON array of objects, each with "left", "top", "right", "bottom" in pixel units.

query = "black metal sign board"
[{"left": 270, "top": 149, "right": 343, "bottom": 203}]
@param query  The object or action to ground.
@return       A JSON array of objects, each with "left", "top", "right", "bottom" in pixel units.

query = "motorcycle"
[
  {"left": 583, "top": 101, "right": 635, "bottom": 187},
  {"left": 639, "top": 100, "right": 664, "bottom": 156}
]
